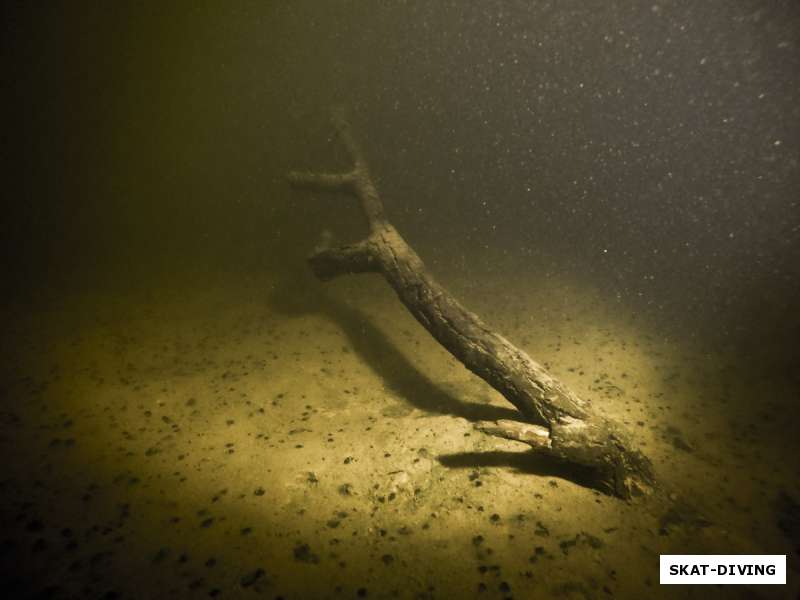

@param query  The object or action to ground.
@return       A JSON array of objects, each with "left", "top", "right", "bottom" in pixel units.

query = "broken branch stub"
[{"left": 287, "top": 115, "right": 655, "bottom": 499}]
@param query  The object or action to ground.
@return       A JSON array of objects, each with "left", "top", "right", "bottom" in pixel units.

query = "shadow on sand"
[
  {"left": 268, "top": 276, "right": 519, "bottom": 423},
  {"left": 268, "top": 275, "right": 605, "bottom": 492},
  {"left": 436, "top": 449, "right": 606, "bottom": 494}
]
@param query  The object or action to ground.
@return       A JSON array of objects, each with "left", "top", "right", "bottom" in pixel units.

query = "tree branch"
[
  {"left": 307, "top": 238, "right": 381, "bottom": 281},
  {"left": 287, "top": 170, "right": 356, "bottom": 194},
  {"left": 287, "top": 112, "right": 655, "bottom": 499},
  {"left": 287, "top": 116, "right": 386, "bottom": 232}
]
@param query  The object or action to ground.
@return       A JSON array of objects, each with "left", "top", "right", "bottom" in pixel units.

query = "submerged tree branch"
[{"left": 287, "top": 113, "right": 655, "bottom": 499}]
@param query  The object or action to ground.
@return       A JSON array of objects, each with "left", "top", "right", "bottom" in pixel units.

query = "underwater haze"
[{"left": 1, "top": 2, "right": 799, "bottom": 599}]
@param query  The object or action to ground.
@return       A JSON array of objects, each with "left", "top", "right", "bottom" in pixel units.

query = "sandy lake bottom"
[{"left": 1, "top": 269, "right": 797, "bottom": 599}]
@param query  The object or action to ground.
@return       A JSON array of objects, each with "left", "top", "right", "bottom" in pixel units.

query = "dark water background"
[{"left": 4, "top": 1, "right": 799, "bottom": 353}]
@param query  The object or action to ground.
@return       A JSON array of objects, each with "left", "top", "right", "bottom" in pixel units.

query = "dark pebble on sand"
[
  {"left": 240, "top": 568, "right": 266, "bottom": 587},
  {"left": 293, "top": 543, "right": 319, "bottom": 564}
]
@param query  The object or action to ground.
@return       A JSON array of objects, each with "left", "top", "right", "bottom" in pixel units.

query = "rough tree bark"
[{"left": 287, "top": 113, "right": 655, "bottom": 499}]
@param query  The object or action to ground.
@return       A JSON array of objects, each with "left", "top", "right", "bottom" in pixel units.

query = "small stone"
[
  {"left": 293, "top": 543, "right": 319, "bottom": 564},
  {"left": 240, "top": 568, "right": 265, "bottom": 587}
]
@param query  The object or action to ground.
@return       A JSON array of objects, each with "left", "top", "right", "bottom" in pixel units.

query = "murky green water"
[{"left": 2, "top": 2, "right": 798, "bottom": 598}]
